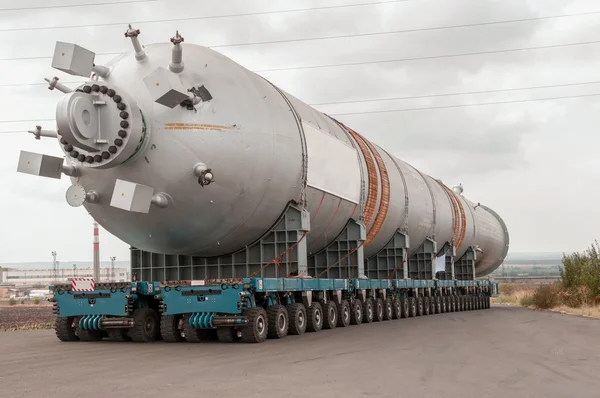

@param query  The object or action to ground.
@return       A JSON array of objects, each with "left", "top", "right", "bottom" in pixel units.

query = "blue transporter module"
[{"left": 50, "top": 277, "right": 497, "bottom": 343}]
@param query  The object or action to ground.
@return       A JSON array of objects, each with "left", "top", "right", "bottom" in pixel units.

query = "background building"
[{"left": 0, "top": 266, "right": 130, "bottom": 286}]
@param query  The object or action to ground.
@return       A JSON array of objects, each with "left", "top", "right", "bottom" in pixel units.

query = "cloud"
[{"left": 0, "top": 0, "right": 598, "bottom": 263}]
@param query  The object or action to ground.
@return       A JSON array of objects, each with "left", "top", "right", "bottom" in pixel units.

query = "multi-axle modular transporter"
[{"left": 17, "top": 26, "right": 508, "bottom": 343}]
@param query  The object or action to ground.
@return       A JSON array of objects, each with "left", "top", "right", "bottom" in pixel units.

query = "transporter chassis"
[{"left": 50, "top": 204, "right": 498, "bottom": 344}]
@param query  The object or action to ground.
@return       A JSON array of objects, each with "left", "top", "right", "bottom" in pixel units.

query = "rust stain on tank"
[{"left": 164, "top": 123, "right": 236, "bottom": 132}]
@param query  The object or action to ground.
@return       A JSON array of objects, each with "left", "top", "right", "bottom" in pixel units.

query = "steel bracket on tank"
[
  {"left": 454, "top": 246, "right": 477, "bottom": 281},
  {"left": 434, "top": 242, "right": 456, "bottom": 281},
  {"left": 307, "top": 219, "right": 366, "bottom": 279},
  {"left": 407, "top": 237, "right": 437, "bottom": 280},
  {"left": 366, "top": 230, "right": 409, "bottom": 280},
  {"left": 130, "top": 204, "right": 310, "bottom": 281}
]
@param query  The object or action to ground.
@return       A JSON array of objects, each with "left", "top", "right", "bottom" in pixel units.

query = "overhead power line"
[
  {"left": 255, "top": 40, "right": 600, "bottom": 72},
  {"left": 0, "top": 0, "right": 410, "bottom": 32},
  {"left": 327, "top": 93, "right": 600, "bottom": 116},
  {"left": 309, "top": 80, "right": 600, "bottom": 106},
  {"left": 2, "top": 10, "right": 599, "bottom": 62},
  {"left": 0, "top": 0, "right": 159, "bottom": 12},
  {"left": 2, "top": 91, "right": 599, "bottom": 129}
]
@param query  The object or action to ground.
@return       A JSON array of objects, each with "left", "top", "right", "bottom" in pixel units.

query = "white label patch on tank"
[{"left": 302, "top": 121, "right": 361, "bottom": 204}]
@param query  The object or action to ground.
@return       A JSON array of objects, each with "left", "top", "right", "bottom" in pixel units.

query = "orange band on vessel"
[
  {"left": 347, "top": 128, "right": 390, "bottom": 247},
  {"left": 437, "top": 181, "right": 467, "bottom": 251}
]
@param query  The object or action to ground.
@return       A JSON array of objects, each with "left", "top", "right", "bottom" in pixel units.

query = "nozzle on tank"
[
  {"left": 125, "top": 24, "right": 146, "bottom": 61},
  {"left": 169, "top": 31, "right": 184, "bottom": 73},
  {"left": 110, "top": 179, "right": 170, "bottom": 213},
  {"left": 17, "top": 151, "right": 79, "bottom": 179}
]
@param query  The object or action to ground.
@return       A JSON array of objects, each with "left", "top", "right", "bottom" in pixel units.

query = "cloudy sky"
[{"left": 0, "top": 0, "right": 598, "bottom": 263}]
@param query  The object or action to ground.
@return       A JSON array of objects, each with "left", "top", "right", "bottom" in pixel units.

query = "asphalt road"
[{"left": 1, "top": 305, "right": 599, "bottom": 398}]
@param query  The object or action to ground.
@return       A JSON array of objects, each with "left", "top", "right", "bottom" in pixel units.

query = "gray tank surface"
[{"left": 16, "top": 30, "right": 509, "bottom": 277}]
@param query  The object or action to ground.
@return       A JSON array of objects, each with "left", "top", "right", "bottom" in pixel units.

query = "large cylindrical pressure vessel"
[{"left": 49, "top": 40, "right": 508, "bottom": 277}]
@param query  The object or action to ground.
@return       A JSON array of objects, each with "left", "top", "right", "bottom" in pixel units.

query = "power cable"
[
  {"left": 0, "top": 0, "right": 159, "bottom": 12},
  {"left": 309, "top": 80, "right": 600, "bottom": 106},
  {"left": 1, "top": 10, "right": 599, "bottom": 62},
  {"left": 327, "top": 92, "right": 600, "bottom": 116},
  {"left": 1, "top": 91, "right": 599, "bottom": 129},
  {"left": 0, "top": 0, "right": 411, "bottom": 32},
  {"left": 254, "top": 40, "right": 600, "bottom": 72}
]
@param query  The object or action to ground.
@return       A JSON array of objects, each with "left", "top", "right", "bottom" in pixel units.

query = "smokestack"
[{"left": 93, "top": 220, "right": 100, "bottom": 282}]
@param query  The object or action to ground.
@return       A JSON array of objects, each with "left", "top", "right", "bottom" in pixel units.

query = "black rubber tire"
[
  {"left": 184, "top": 327, "right": 216, "bottom": 342},
  {"left": 424, "top": 297, "right": 430, "bottom": 315},
  {"left": 446, "top": 296, "right": 452, "bottom": 312},
  {"left": 408, "top": 297, "right": 416, "bottom": 317},
  {"left": 392, "top": 298, "right": 401, "bottom": 319},
  {"left": 129, "top": 308, "right": 160, "bottom": 343},
  {"left": 337, "top": 300, "right": 351, "bottom": 327},
  {"left": 217, "top": 327, "right": 241, "bottom": 343},
  {"left": 373, "top": 298, "right": 384, "bottom": 322},
  {"left": 287, "top": 303, "right": 307, "bottom": 335},
  {"left": 350, "top": 299, "right": 363, "bottom": 325},
  {"left": 435, "top": 296, "right": 442, "bottom": 314},
  {"left": 78, "top": 329, "right": 103, "bottom": 341},
  {"left": 107, "top": 328, "right": 131, "bottom": 342},
  {"left": 460, "top": 296, "right": 465, "bottom": 311},
  {"left": 429, "top": 296, "right": 436, "bottom": 314},
  {"left": 416, "top": 296, "right": 423, "bottom": 316},
  {"left": 383, "top": 298, "right": 393, "bottom": 321},
  {"left": 322, "top": 301, "right": 338, "bottom": 329},
  {"left": 306, "top": 302, "right": 323, "bottom": 333},
  {"left": 241, "top": 307, "right": 268, "bottom": 343},
  {"left": 487, "top": 296, "right": 491, "bottom": 308},
  {"left": 55, "top": 316, "right": 78, "bottom": 342},
  {"left": 450, "top": 296, "right": 456, "bottom": 312},
  {"left": 362, "top": 299, "right": 374, "bottom": 323},
  {"left": 267, "top": 305, "right": 289, "bottom": 339},
  {"left": 401, "top": 297, "right": 409, "bottom": 318},
  {"left": 160, "top": 314, "right": 184, "bottom": 342}
]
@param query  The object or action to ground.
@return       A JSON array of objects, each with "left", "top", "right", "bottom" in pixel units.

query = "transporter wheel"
[
  {"left": 306, "top": 302, "right": 323, "bottom": 333},
  {"left": 160, "top": 314, "right": 184, "bottom": 343},
  {"left": 435, "top": 296, "right": 442, "bottom": 314},
  {"left": 77, "top": 329, "right": 103, "bottom": 341},
  {"left": 129, "top": 308, "right": 160, "bottom": 343},
  {"left": 408, "top": 297, "right": 416, "bottom": 317},
  {"left": 487, "top": 296, "right": 491, "bottom": 308},
  {"left": 107, "top": 328, "right": 131, "bottom": 342},
  {"left": 217, "top": 327, "right": 242, "bottom": 343},
  {"left": 383, "top": 298, "right": 393, "bottom": 321},
  {"left": 446, "top": 296, "right": 452, "bottom": 312},
  {"left": 423, "top": 297, "right": 430, "bottom": 316},
  {"left": 337, "top": 300, "right": 351, "bottom": 327},
  {"left": 350, "top": 299, "right": 363, "bottom": 325},
  {"left": 392, "top": 298, "right": 402, "bottom": 319},
  {"left": 451, "top": 296, "right": 456, "bottom": 312},
  {"left": 441, "top": 296, "right": 447, "bottom": 313},
  {"left": 241, "top": 307, "right": 268, "bottom": 343},
  {"left": 267, "top": 305, "right": 289, "bottom": 339},
  {"left": 460, "top": 296, "right": 466, "bottom": 311},
  {"left": 429, "top": 296, "right": 436, "bottom": 314},
  {"left": 362, "top": 299, "right": 374, "bottom": 323},
  {"left": 287, "top": 303, "right": 307, "bottom": 335},
  {"left": 240, "top": 307, "right": 268, "bottom": 343},
  {"left": 55, "top": 316, "right": 78, "bottom": 342},
  {"left": 373, "top": 298, "right": 384, "bottom": 322},
  {"left": 322, "top": 301, "right": 338, "bottom": 329},
  {"left": 467, "top": 297, "right": 472, "bottom": 311},
  {"left": 402, "top": 297, "right": 410, "bottom": 318},
  {"left": 416, "top": 296, "right": 423, "bottom": 316}
]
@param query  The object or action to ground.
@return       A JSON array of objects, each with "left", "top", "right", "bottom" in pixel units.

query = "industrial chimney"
[{"left": 93, "top": 220, "right": 100, "bottom": 282}]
